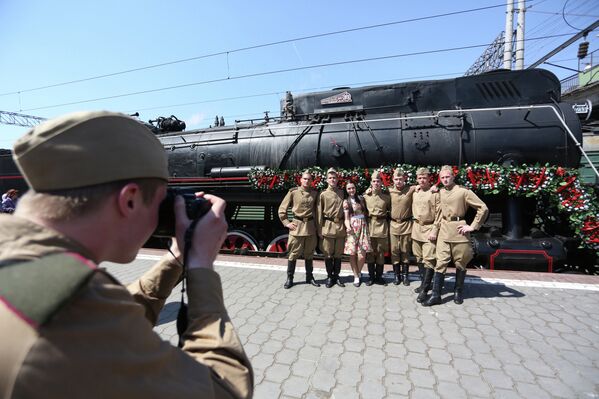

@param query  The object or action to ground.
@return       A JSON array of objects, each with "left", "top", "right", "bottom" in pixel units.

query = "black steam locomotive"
[
  {"left": 158, "top": 69, "right": 584, "bottom": 271},
  {"left": 0, "top": 69, "right": 589, "bottom": 271}
]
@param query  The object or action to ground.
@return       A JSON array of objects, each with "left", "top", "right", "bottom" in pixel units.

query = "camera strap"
[{"left": 176, "top": 217, "right": 200, "bottom": 348}]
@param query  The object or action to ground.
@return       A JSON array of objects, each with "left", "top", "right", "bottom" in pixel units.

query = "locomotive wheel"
[
  {"left": 221, "top": 230, "right": 259, "bottom": 253},
  {"left": 266, "top": 234, "right": 289, "bottom": 253}
]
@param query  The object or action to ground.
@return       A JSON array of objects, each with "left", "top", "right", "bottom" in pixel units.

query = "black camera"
[{"left": 152, "top": 188, "right": 212, "bottom": 237}]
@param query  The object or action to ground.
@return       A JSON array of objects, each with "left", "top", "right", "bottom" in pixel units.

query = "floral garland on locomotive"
[{"left": 248, "top": 163, "right": 598, "bottom": 255}]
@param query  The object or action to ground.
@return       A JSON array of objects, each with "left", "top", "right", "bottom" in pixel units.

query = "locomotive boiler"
[{"left": 163, "top": 69, "right": 581, "bottom": 177}]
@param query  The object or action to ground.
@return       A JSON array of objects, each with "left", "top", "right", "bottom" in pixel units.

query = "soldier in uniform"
[
  {"left": 278, "top": 170, "right": 320, "bottom": 289},
  {"left": 0, "top": 112, "right": 253, "bottom": 398},
  {"left": 317, "top": 168, "right": 346, "bottom": 288},
  {"left": 363, "top": 171, "right": 391, "bottom": 286},
  {"left": 388, "top": 169, "right": 416, "bottom": 286},
  {"left": 411, "top": 167, "right": 441, "bottom": 303},
  {"left": 423, "top": 165, "right": 488, "bottom": 307}
]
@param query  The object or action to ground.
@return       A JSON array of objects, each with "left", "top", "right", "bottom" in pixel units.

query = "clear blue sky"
[{"left": 0, "top": 0, "right": 597, "bottom": 148}]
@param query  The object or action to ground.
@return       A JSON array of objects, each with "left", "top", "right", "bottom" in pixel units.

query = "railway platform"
[{"left": 104, "top": 251, "right": 599, "bottom": 399}]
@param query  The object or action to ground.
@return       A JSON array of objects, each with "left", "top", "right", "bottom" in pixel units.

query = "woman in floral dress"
[{"left": 343, "top": 182, "right": 372, "bottom": 286}]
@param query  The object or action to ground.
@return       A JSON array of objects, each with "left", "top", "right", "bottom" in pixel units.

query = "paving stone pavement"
[{"left": 104, "top": 256, "right": 599, "bottom": 399}]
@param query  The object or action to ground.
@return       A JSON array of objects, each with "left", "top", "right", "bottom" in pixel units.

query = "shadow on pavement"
[
  {"left": 157, "top": 301, "right": 181, "bottom": 326},
  {"left": 445, "top": 273, "right": 525, "bottom": 301}
]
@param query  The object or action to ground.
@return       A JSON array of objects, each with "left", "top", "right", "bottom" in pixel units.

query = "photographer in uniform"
[
  {"left": 278, "top": 170, "right": 320, "bottom": 289},
  {"left": 0, "top": 112, "right": 253, "bottom": 399}
]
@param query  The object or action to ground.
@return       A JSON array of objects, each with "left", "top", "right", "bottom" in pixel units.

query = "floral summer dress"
[{"left": 343, "top": 197, "right": 373, "bottom": 255}]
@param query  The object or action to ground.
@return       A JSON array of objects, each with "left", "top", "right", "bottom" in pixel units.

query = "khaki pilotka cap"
[
  {"left": 393, "top": 168, "right": 405, "bottom": 178},
  {"left": 13, "top": 111, "right": 169, "bottom": 191}
]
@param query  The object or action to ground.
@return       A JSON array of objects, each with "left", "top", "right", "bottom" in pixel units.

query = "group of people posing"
[{"left": 278, "top": 166, "right": 488, "bottom": 306}]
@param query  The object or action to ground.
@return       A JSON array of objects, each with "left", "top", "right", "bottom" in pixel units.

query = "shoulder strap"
[{"left": 0, "top": 253, "right": 97, "bottom": 328}]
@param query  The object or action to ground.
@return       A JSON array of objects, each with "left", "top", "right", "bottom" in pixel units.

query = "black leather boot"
[
  {"left": 423, "top": 272, "right": 445, "bottom": 307},
  {"left": 454, "top": 269, "right": 467, "bottom": 305},
  {"left": 324, "top": 258, "right": 334, "bottom": 288},
  {"left": 392, "top": 263, "right": 401, "bottom": 285},
  {"left": 414, "top": 263, "right": 425, "bottom": 293},
  {"left": 366, "top": 263, "right": 376, "bottom": 286},
  {"left": 305, "top": 259, "right": 320, "bottom": 287},
  {"left": 284, "top": 260, "right": 296, "bottom": 289},
  {"left": 401, "top": 263, "right": 410, "bottom": 286},
  {"left": 375, "top": 264, "right": 387, "bottom": 286},
  {"left": 334, "top": 258, "right": 345, "bottom": 287},
  {"left": 416, "top": 267, "right": 434, "bottom": 302}
]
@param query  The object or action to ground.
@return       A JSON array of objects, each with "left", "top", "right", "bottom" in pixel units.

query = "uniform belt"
[
  {"left": 444, "top": 216, "right": 463, "bottom": 221},
  {"left": 293, "top": 215, "right": 314, "bottom": 222},
  {"left": 324, "top": 216, "right": 342, "bottom": 222},
  {"left": 392, "top": 216, "right": 413, "bottom": 223},
  {"left": 370, "top": 215, "right": 387, "bottom": 220},
  {"left": 414, "top": 219, "right": 434, "bottom": 225}
]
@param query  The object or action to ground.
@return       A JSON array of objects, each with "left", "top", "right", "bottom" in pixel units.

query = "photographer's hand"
[{"left": 174, "top": 193, "right": 228, "bottom": 269}]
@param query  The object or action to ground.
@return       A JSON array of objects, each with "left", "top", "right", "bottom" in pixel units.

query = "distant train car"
[{"left": 0, "top": 149, "right": 27, "bottom": 194}]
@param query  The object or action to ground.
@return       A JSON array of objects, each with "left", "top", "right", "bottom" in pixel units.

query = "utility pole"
[
  {"left": 515, "top": 0, "right": 526, "bottom": 70},
  {"left": 0, "top": 111, "right": 46, "bottom": 128},
  {"left": 503, "top": 0, "right": 514, "bottom": 69}
]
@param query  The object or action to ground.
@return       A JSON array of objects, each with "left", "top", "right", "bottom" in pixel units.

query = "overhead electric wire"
[
  {"left": 21, "top": 32, "right": 575, "bottom": 112},
  {"left": 0, "top": 2, "right": 514, "bottom": 97},
  {"left": 529, "top": 10, "right": 599, "bottom": 17},
  {"left": 562, "top": 0, "right": 585, "bottom": 30},
  {"left": 526, "top": 0, "right": 593, "bottom": 60},
  {"left": 130, "top": 72, "right": 463, "bottom": 113},
  {"left": 526, "top": 2, "right": 596, "bottom": 61}
]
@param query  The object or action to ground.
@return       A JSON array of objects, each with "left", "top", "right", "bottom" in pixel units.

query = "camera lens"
[{"left": 152, "top": 188, "right": 212, "bottom": 237}]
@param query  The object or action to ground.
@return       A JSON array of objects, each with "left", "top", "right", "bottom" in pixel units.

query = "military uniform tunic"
[
  {"left": 278, "top": 186, "right": 318, "bottom": 260},
  {"left": 317, "top": 186, "right": 346, "bottom": 258},
  {"left": 434, "top": 184, "right": 488, "bottom": 272},
  {"left": 411, "top": 188, "right": 440, "bottom": 269},
  {"left": 389, "top": 186, "right": 414, "bottom": 264},
  {"left": 0, "top": 215, "right": 253, "bottom": 399},
  {"left": 363, "top": 189, "right": 391, "bottom": 265}
]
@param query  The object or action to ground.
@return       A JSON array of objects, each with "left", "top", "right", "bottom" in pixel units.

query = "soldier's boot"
[
  {"left": 423, "top": 272, "right": 445, "bottom": 307},
  {"left": 414, "top": 263, "right": 425, "bottom": 293},
  {"left": 324, "top": 258, "right": 335, "bottom": 288},
  {"left": 454, "top": 268, "right": 467, "bottom": 305},
  {"left": 416, "top": 267, "right": 434, "bottom": 303},
  {"left": 305, "top": 259, "right": 321, "bottom": 287},
  {"left": 334, "top": 258, "right": 345, "bottom": 287},
  {"left": 401, "top": 263, "right": 410, "bottom": 286},
  {"left": 284, "top": 260, "right": 296, "bottom": 289},
  {"left": 375, "top": 264, "right": 387, "bottom": 286},
  {"left": 392, "top": 263, "right": 402, "bottom": 285},
  {"left": 365, "top": 263, "right": 376, "bottom": 286}
]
